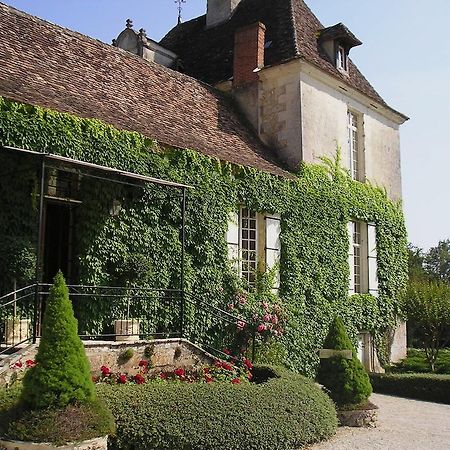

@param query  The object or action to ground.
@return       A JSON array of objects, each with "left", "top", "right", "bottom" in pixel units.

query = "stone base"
[
  {"left": 0, "top": 436, "right": 107, "bottom": 450},
  {"left": 337, "top": 403, "right": 378, "bottom": 428}
]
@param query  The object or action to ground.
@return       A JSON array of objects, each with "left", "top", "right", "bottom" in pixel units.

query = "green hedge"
[
  {"left": 370, "top": 373, "right": 450, "bottom": 404},
  {"left": 98, "top": 368, "right": 337, "bottom": 450}
]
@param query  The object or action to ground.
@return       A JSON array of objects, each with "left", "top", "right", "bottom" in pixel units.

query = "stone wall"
[{"left": 0, "top": 339, "right": 214, "bottom": 388}]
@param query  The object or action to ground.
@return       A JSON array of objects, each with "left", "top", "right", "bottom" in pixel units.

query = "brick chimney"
[
  {"left": 233, "top": 22, "right": 266, "bottom": 89},
  {"left": 207, "top": 0, "right": 241, "bottom": 28}
]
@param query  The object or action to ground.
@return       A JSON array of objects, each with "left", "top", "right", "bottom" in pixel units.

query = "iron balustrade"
[{"left": 0, "top": 284, "right": 255, "bottom": 358}]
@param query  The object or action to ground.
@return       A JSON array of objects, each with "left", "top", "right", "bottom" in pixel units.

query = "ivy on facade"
[{"left": 0, "top": 97, "right": 408, "bottom": 376}]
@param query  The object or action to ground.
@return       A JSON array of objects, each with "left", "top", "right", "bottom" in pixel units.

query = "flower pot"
[
  {"left": 114, "top": 319, "right": 140, "bottom": 342},
  {"left": 0, "top": 435, "right": 108, "bottom": 450},
  {"left": 4, "top": 318, "right": 31, "bottom": 346}
]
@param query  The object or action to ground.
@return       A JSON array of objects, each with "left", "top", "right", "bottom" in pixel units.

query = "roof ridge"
[{"left": 288, "top": 0, "right": 300, "bottom": 56}]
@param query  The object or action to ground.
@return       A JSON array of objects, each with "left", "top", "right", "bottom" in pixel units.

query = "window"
[
  {"left": 348, "top": 221, "right": 378, "bottom": 296},
  {"left": 226, "top": 208, "right": 281, "bottom": 289},
  {"left": 336, "top": 45, "right": 348, "bottom": 72},
  {"left": 347, "top": 110, "right": 364, "bottom": 181}
]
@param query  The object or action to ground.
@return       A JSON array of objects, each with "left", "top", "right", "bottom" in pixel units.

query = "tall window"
[
  {"left": 240, "top": 208, "right": 258, "bottom": 285},
  {"left": 351, "top": 221, "right": 362, "bottom": 293},
  {"left": 226, "top": 209, "right": 281, "bottom": 289},
  {"left": 348, "top": 221, "right": 378, "bottom": 296},
  {"left": 348, "top": 110, "right": 364, "bottom": 181}
]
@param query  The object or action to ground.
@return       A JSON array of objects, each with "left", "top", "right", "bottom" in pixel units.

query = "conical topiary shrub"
[
  {"left": 21, "top": 271, "right": 96, "bottom": 409},
  {"left": 317, "top": 317, "right": 372, "bottom": 407}
]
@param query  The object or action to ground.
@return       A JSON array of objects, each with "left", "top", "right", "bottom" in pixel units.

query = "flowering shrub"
[{"left": 224, "top": 268, "right": 288, "bottom": 359}]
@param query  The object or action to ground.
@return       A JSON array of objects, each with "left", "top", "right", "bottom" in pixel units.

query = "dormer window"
[
  {"left": 318, "top": 23, "right": 362, "bottom": 75},
  {"left": 336, "top": 45, "right": 348, "bottom": 72}
]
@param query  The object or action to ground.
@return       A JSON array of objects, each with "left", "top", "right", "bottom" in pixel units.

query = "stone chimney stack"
[
  {"left": 233, "top": 22, "right": 266, "bottom": 88},
  {"left": 206, "top": 0, "right": 241, "bottom": 28}
]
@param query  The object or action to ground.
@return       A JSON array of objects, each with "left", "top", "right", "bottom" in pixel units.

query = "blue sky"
[{"left": 3, "top": 0, "right": 449, "bottom": 250}]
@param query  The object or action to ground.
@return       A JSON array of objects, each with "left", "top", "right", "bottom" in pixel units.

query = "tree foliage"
[
  {"left": 425, "top": 240, "right": 450, "bottom": 283},
  {"left": 21, "top": 272, "right": 96, "bottom": 409},
  {"left": 317, "top": 317, "right": 372, "bottom": 406},
  {"left": 401, "top": 281, "right": 450, "bottom": 372}
]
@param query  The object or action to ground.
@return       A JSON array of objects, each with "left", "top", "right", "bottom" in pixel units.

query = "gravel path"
[{"left": 310, "top": 393, "right": 450, "bottom": 450}]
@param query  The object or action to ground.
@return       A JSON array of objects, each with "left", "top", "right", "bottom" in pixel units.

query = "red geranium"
[
  {"left": 223, "top": 348, "right": 231, "bottom": 355},
  {"left": 221, "top": 362, "right": 232, "bottom": 371},
  {"left": 174, "top": 367, "right": 185, "bottom": 378},
  {"left": 214, "top": 360, "right": 223, "bottom": 368},
  {"left": 204, "top": 373, "right": 214, "bottom": 383},
  {"left": 231, "top": 378, "right": 241, "bottom": 384},
  {"left": 134, "top": 374, "right": 146, "bottom": 384},
  {"left": 101, "top": 365, "right": 111, "bottom": 376},
  {"left": 160, "top": 372, "right": 168, "bottom": 380},
  {"left": 139, "top": 360, "right": 149, "bottom": 367},
  {"left": 243, "top": 358, "right": 253, "bottom": 370},
  {"left": 118, "top": 374, "right": 127, "bottom": 384},
  {"left": 25, "top": 359, "right": 36, "bottom": 368}
]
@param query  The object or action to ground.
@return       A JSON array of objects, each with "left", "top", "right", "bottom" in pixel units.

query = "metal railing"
[{"left": 0, "top": 284, "right": 254, "bottom": 358}]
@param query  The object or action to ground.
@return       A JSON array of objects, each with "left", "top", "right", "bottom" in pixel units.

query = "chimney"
[
  {"left": 207, "top": 0, "right": 241, "bottom": 28},
  {"left": 233, "top": 22, "right": 266, "bottom": 89}
]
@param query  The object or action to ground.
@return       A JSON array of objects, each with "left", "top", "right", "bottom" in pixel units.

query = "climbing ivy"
[{"left": 0, "top": 97, "right": 408, "bottom": 376}]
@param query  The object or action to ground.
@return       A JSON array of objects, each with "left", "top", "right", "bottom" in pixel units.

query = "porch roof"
[{"left": 2, "top": 145, "right": 193, "bottom": 190}]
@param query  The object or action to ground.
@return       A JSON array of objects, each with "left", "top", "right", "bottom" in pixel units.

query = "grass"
[{"left": 389, "top": 348, "right": 450, "bottom": 374}]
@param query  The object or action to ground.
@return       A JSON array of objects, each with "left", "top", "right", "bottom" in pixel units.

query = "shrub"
[
  {"left": 0, "top": 392, "right": 114, "bottom": 446},
  {"left": 317, "top": 317, "right": 372, "bottom": 407},
  {"left": 21, "top": 271, "right": 96, "bottom": 409},
  {"left": 370, "top": 373, "right": 450, "bottom": 404},
  {"left": 119, "top": 348, "right": 135, "bottom": 362},
  {"left": 98, "top": 368, "right": 337, "bottom": 450}
]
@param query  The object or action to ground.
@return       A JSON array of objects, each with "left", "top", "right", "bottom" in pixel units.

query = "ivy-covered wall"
[{"left": 0, "top": 97, "right": 408, "bottom": 376}]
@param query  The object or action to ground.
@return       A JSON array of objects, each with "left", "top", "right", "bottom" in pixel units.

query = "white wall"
[{"left": 299, "top": 70, "right": 403, "bottom": 200}]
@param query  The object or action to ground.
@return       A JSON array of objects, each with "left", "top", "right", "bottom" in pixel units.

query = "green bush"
[
  {"left": 317, "top": 317, "right": 372, "bottom": 407},
  {"left": 0, "top": 391, "right": 114, "bottom": 446},
  {"left": 21, "top": 272, "right": 96, "bottom": 409},
  {"left": 97, "top": 368, "right": 337, "bottom": 450},
  {"left": 370, "top": 373, "right": 450, "bottom": 404}
]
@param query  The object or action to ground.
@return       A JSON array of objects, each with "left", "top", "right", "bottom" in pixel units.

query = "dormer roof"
[
  {"left": 161, "top": 0, "right": 406, "bottom": 119},
  {"left": 318, "top": 23, "right": 362, "bottom": 49}
]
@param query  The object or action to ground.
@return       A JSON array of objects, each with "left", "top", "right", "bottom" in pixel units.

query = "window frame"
[
  {"left": 347, "top": 110, "right": 365, "bottom": 182},
  {"left": 336, "top": 44, "right": 348, "bottom": 72}
]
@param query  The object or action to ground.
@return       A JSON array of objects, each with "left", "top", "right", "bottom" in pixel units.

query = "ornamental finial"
[{"left": 126, "top": 18, "right": 133, "bottom": 29}]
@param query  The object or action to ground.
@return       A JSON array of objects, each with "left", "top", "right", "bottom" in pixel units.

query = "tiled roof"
[
  {"left": 0, "top": 3, "right": 291, "bottom": 178},
  {"left": 161, "top": 0, "right": 398, "bottom": 111}
]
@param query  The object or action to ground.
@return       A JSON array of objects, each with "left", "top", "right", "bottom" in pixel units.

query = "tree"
[
  {"left": 317, "top": 317, "right": 372, "bottom": 407},
  {"left": 425, "top": 240, "right": 450, "bottom": 283},
  {"left": 401, "top": 281, "right": 450, "bottom": 371},
  {"left": 407, "top": 244, "right": 427, "bottom": 281},
  {"left": 21, "top": 271, "right": 96, "bottom": 409}
]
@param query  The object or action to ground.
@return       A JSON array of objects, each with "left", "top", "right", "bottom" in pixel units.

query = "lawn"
[{"left": 390, "top": 348, "right": 450, "bottom": 374}]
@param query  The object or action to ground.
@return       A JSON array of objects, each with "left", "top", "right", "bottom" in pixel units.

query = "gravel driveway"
[{"left": 310, "top": 393, "right": 450, "bottom": 450}]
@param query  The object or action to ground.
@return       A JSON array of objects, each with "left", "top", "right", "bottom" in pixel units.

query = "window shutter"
[
  {"left": 226, "top": 211, "right": 240, "bottom": 271},
  {"left": 265, "top": 215, "right": 281, "bottom": 289},
  {"left": 348, "top": 222, "right": 355, "bottom": 295},
  {"left": 367, "top": 224, "right": 379, "bottom": 297}
]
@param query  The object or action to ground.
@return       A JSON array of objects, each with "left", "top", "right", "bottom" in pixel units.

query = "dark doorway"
[{"left": 43, "top": 202, "right": 76, "bottom": 283}]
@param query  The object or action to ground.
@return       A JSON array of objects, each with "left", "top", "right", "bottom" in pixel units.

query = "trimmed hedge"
[
  {"left": 370, "top": 373, "right": 450, "bottom": 404},
  {"left": 98, "top": 366, "right": 338, "bottom": 450}
]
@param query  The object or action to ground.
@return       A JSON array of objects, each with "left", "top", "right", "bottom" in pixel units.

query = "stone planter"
[
  {"left": 114, "top": 319, "right": 140, "bottom": 342},
  {"left": 337, "top": 402, "right": 378, "bottom": 428},
  {"left": 4, "top": 318, "right": 31, "bottom": 345},
  {"left": 0, "top": 435, "right": 108, "bottom": 450}
]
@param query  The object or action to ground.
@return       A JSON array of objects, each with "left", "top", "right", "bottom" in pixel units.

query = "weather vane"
[{"left": 175, "top": 0, "right": 186, "bottom": 25}]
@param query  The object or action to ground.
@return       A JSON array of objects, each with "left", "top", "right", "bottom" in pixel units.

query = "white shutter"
[
  {"left": 348, "top": 222, "right": 355, "bottom": 295},
  {"left": 367, "top": 224, "right": 379, "bottom": 297},
  {"left": 265, "top": 215, "right": 281, "bottom": 289},
  {"left": 226, "top": 211, "right": 240, "bottom": 271}
]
